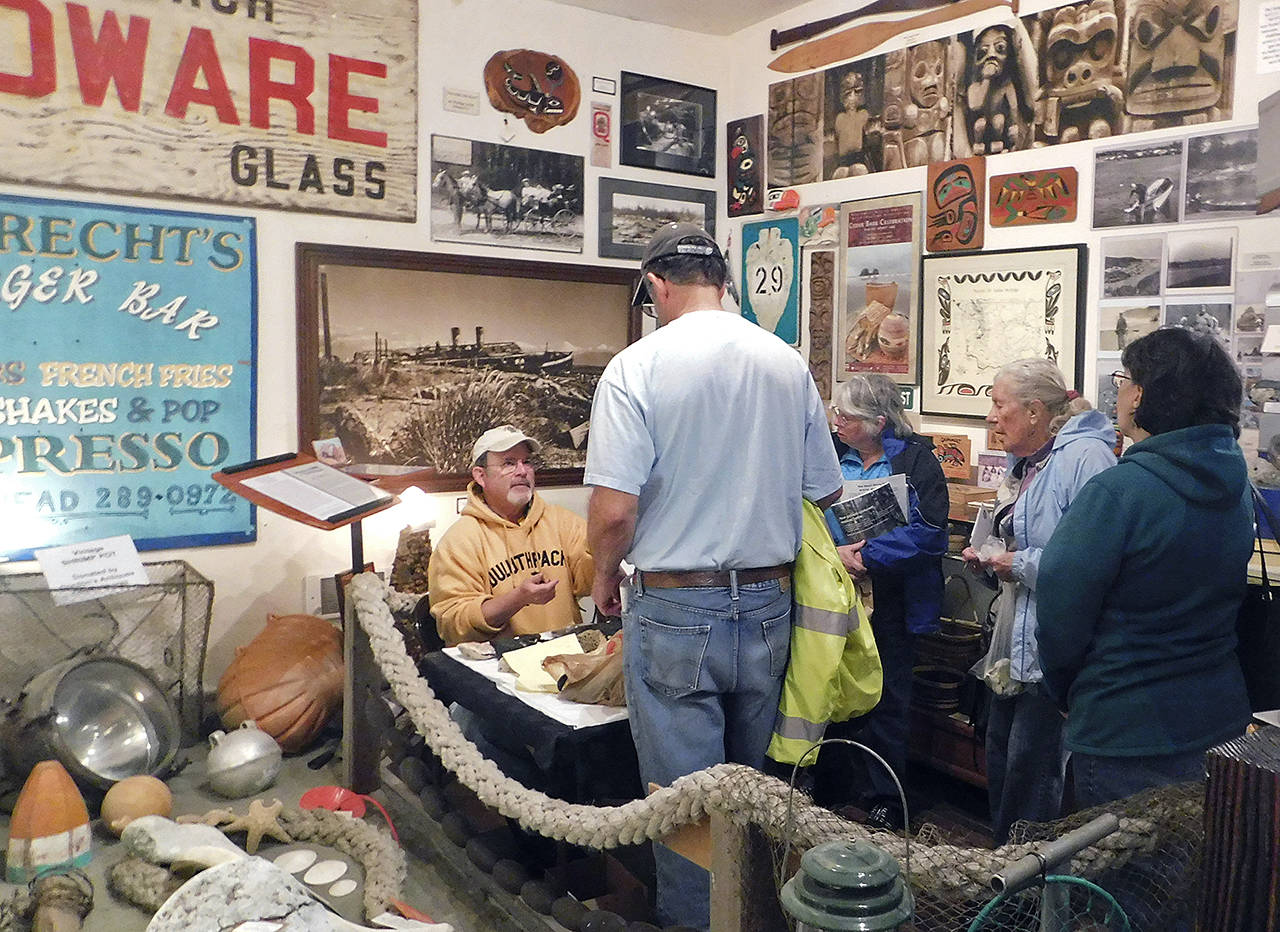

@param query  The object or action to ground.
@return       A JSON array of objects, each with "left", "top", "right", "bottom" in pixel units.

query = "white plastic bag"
[{"left": 970, "top": 581, "right": 1023, "bottom": 697}]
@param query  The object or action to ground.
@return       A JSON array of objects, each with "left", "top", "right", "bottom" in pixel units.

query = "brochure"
[{"left": 828, "top": 474, "right": 908, "bottom": 544}]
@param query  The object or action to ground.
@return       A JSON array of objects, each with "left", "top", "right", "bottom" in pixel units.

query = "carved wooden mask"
[{"left": 483, "top": 49, "right": 581, "bottom": 133}]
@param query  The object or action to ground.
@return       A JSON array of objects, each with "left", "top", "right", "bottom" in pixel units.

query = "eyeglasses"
[
  {"left": 486, "top": 456, "right": 541, "bottom": 475},
  {"left": 1110, "top": 371, "right": 1131, "bottom": 389},
  {"left": 829, "top": 405, "right": 860, "bottom": 423}
]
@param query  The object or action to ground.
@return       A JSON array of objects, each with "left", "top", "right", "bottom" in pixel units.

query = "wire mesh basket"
[{"left": 0, "top": 560, "right": 213, "bottom": 743}]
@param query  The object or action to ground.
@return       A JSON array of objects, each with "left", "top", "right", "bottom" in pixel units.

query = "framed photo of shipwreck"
[{"left": 296, "top": 244, "right": 641, "bottom": 491}]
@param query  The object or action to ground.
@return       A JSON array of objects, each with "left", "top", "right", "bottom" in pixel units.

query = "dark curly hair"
[{"left": 1121, "top": 327, "right": 1241, "bottom": 437}]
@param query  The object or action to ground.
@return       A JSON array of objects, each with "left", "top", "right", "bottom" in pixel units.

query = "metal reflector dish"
[{"left": 2, "top": 656, "right": 180, "bottom": 791}]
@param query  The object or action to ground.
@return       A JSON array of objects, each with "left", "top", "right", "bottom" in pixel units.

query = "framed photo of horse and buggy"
[{"left": 430, "top": 135, "right": 585, "bottom": 253}]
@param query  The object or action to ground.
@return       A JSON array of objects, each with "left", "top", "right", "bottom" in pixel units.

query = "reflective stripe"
[
  {"left": 793, "top": 602, "right": 855, "bottom": 636},
  {"left": 773, "top": 713, "right": 827, "bottom": 743}
]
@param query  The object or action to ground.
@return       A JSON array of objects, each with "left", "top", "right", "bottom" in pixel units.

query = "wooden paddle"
[{"left": 768, "top": 0, "right": 1017, "bottom": 74}]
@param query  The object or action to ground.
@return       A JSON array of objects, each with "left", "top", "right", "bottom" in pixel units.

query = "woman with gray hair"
[
  {"left": 961, "top": 357, "right": 1116, "bottom": 843},
  {"left": 811, "top": 373, "right": 949, "bottom": 831}
]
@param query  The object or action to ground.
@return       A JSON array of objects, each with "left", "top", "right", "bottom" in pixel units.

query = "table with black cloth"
[{"left": 417, "top": 650, "right": 643, "bottom": 805}]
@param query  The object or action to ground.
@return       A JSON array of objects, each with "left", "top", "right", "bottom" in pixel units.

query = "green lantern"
[{"left": 780, "top": 839, "right": 913, "bottom": 931}]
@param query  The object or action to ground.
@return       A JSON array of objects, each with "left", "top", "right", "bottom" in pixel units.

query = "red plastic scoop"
[{"left": 299, "top": 785, "right": 399, "bottom": 842}]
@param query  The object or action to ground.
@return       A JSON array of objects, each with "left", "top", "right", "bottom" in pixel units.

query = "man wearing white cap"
[
  {"left": 429, "top": 424, "right": 594, "bottom": 647},
  {"left": 585, "top": 223, "right": 842, "bottom": 930}
]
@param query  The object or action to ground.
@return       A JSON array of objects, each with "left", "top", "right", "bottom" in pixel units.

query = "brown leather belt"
[{"left": 637, "top": 564, "right": 792, "bottom": 589}]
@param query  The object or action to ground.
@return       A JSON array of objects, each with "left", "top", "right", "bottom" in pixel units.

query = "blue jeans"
[
  {"left": 985, "top": 683, "right": 1068, "bottom": 844},
  {"left": 1071, "top": 750, "right": 1205, "bottom": 810},
  {"left": 623, "top": 577, "right": 792, "bottom": 931}
]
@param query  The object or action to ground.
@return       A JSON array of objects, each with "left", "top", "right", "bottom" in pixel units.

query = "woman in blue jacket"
[
  {"left": 961, "top": 359, "right": 1115, "bottom": 843},
  {"left": 1038, "top": 329, "right": 1252, "bottom": 808},
  {"left": 813, "top": 373, "right": 948, "bottom": 831}
]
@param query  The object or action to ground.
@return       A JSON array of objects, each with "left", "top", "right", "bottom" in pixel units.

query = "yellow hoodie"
[{"left": 428, "top": 482, "right": 594, "bottom": 646}]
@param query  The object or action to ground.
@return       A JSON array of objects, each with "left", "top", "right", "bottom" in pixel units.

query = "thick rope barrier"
[{"left": 350, "top": 573, "right": 1201, "bottom": 902}]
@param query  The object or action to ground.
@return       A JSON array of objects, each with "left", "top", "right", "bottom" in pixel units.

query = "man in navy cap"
[{"left": 584, "top": 223, "right": 842, "bottom": 930}]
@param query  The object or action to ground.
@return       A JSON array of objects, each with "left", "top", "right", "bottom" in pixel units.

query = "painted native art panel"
[{"left": 764, "top": 0, "right": 1237, "bottom": 187}]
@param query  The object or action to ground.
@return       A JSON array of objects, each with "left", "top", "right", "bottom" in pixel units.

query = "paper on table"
[
  {"left": 503, "top": 634, "right": 584, "bottom": 692},
  {"left": 442, "top": 648, "right": 629, "bottom": 728},
  {"left": 242, "top": 462, "right": 391, "bottom": 522}
]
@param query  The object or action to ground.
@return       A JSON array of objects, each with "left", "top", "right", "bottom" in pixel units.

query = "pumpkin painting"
[{"left": 216, "top": 614, "right": 344, "bottom": 753}]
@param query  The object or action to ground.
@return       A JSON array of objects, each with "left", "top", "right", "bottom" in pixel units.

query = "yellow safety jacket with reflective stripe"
[{"left": 767, "top": 499, "right": 882, "bottom": 766}]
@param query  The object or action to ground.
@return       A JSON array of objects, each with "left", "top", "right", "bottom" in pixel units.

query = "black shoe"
[{"left": 864, "top": 800, "right": 905, "bottom": 832}]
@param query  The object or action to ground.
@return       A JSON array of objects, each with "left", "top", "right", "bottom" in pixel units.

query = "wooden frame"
[
  {"left": 619, "top": 72, "right": 717, "bottom": 177},
  {"left": 297, "top": 244, "right": 640, "bottom": 492},
  {"left": 920, "top": 244, "right": 1087, "bottom": 419},
  {"left": 597, "top": 178, "right": 716, "bottom": 260}
]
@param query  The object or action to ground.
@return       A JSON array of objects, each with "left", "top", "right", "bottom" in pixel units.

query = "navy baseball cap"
[{"left": 632, "top": 222, "right": 725, "bottom": 307}]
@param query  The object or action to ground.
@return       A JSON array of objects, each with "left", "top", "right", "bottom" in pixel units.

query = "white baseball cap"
[{"left": 471, "top": 425, "right": 542, "bottom": 465}]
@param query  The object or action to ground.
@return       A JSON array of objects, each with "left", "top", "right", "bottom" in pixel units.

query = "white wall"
[{"left": 0, "top": 0, "right": 722, "bottom": 683}]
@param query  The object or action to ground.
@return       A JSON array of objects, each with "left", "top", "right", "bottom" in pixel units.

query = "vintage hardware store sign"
[
  {"left": 0, "top": 0, "right": 417, "bottom": 221},
  {"left": 0, "top": 194, "right": 257, "bottom": 559}
]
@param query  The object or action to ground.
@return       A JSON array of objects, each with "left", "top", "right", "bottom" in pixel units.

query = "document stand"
[{"left": 213, "top": 453, "right": 401, "bottom": 792}]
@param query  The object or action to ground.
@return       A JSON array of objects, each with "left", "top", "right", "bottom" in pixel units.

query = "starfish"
[{"left": 218, "top": 799, "right": 293, "bottom": 854}]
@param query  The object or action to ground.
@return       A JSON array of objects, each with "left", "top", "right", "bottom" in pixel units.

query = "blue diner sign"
[{"left": 0, "top": 194, "right": 257, "bottom": 559}]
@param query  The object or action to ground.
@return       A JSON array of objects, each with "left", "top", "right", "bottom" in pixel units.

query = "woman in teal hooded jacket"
[{"left": 1038, "top": 328, "right": 1252, "bottom": 809}]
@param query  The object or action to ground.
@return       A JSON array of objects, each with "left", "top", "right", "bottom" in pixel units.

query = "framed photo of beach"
[
  {"left": 296, "top": 244, "right": 642, "bottom": 491},
  {"left": 919, "top": 244, "right": 1087, "bottom": 419}
]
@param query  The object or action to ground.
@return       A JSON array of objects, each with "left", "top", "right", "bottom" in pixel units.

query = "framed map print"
[{"left": 920, "top": 244, "right": 1087, "bottom": 418}]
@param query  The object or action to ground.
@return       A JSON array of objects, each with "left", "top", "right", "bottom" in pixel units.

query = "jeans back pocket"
[
  {"left": 760, "top": 609, "right": 793, "bottom": 678},
  {"left": 636, "top": 615, "right": 712, "bottom": 698}
]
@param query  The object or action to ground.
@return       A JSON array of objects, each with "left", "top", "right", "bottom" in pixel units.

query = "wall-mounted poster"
[
  {"left": 727, "top": 116, "right": 764, "bottom": 217},
  {"left": 921, "top": 244, "right": 1086, "bottom": 418},
  {"left": 988, "top": 168, "right": 1078, "bottom": 227},
  {"left": 620, "top": 72, "right": 716, "bottom": 177},
  {"left": 762, "top": 0, "right": 1237, "bottom": 185},
  {"left": 926, "top": 157, "right": 984, "bottom": 252},
  {"left": 1166, "top": 228, "right": 1236, "bottom": 292},
  {"left": 838, "top": 193, "right": 921, "bottom": 385},
  {"left": 430, "top": 135, "right": 584, "bottom": 254},
  {"left": 597, "top": 179, "right": 715, "bottom": 261},
  {"left": 1093, "top": 140, "right": 1185, "bottom": 228},
  {"left": 0, "top": 0, "right": 417, "bottom": 221},
  {"left": 742, "top": 218, "right": 801, "bottom": 346},
  {"left": 1101, "top": 235, "right": 1164, "bottom": 298},
  {"left": 932, "top": 433, "right": 972, "bottom": 480},
  {"left": 0, "top": 195, "right": 257, "bottom": 560},
  {"left": 1185, "top": 127, "right": 1258, "bottom": 220}
]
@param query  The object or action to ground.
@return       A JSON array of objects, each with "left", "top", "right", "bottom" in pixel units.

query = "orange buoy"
[{"left": 6, "top": 760, "right": 91, "bottom": 882}]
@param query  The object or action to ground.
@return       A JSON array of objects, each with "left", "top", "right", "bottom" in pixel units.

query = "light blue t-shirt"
[{"left": 584, "top": 310, "right": 842, "bottom": 571}]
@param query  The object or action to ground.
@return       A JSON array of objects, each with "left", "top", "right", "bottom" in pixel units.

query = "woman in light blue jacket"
[{"left": 961, "top": 359, "right": 1116, "bottom": 843}]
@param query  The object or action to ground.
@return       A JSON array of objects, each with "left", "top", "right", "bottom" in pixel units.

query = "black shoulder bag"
[{"left": 1237, "top": 485, "right": 1280, "bottom": 712}]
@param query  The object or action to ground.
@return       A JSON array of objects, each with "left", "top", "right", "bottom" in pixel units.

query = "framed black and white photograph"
[
  {"left": 1165, "top": 227, "right": 1235, "bottom": 291},
  {"left": 597, "top": 178, "right": 715, "bottom": 260},
  {"left": 1163, "top": 298, "right": 1233, "bottom": 347},
  {"left": 620, "top": 72, "right": 716, "bottom": 177},
  {"left": 1093, "top": 140, "right": 1184, "bottom": 229},
  {"left": 296, "top": 244, "right": 641, "bottom": 491},
  {"left": 1185, "top": 127, "right": 1258, "bottom": 220},
  {"left": 920, "top": 244, "right": 1087, "bottom": 419},
  {"left": 1099, "top": 303, "right": 1161, "bottom": 352},
  {"left": 430, "top": 134, "right": 584, "bottom": 253},
  {"left": 1101, "top": 234, "right": 1163, "bottom": 298},
  {"left": 1095, "top": 353, "right": 1121, "bottom": 422}
]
